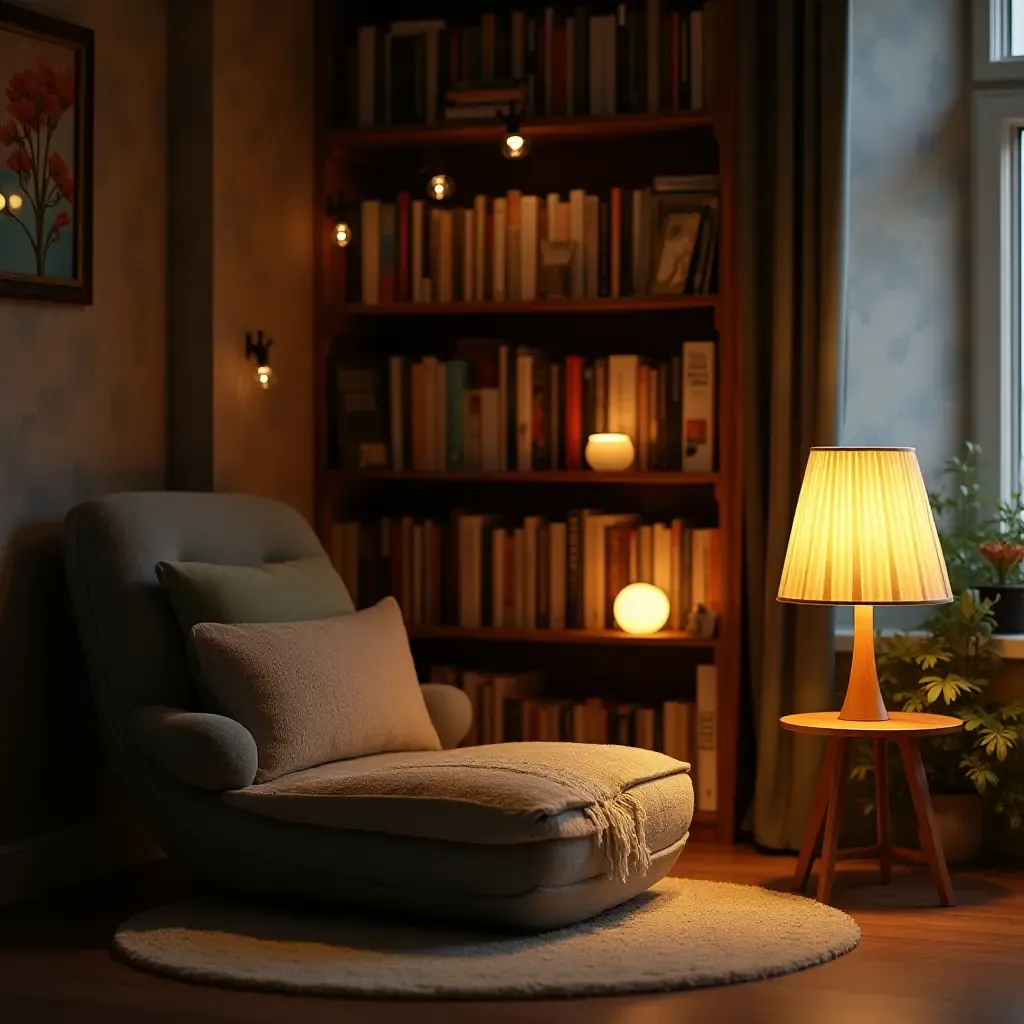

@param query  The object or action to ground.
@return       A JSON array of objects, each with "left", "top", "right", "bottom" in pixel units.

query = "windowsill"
[{"left": 835, "top": 629, "right": 1024, "bottom": 660}]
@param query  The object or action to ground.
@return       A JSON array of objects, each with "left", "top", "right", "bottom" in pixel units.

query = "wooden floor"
[{"left": 1, "top": 844, "right": 1023, "bottom": 1023}]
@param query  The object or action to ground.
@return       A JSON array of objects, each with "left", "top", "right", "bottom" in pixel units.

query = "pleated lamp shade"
[{"left": 777, "top": 447, "right": 952, "bottom": 606}]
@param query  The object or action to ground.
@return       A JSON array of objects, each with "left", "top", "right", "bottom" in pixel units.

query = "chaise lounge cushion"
[
  {"left": 191, "top": 598, "right": 441, "bottom": 782},
  {"left": 224, "top": 741, "right": 693, "bottom": 886}
]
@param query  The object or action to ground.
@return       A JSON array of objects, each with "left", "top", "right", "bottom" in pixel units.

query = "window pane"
[{"left": 1013, "top": 0, "right": 1024, "bottom": 56}]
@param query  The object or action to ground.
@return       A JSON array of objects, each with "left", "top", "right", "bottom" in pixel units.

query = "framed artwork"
[{"left": 0, "top": 2, "right": 93, "bottom": 303}]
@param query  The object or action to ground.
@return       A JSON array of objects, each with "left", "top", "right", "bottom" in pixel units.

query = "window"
[{"left": 973, "top": 2, "right": 1024, "bottom": 499}]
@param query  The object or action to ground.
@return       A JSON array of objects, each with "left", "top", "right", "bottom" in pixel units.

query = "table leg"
[
  {"left": 896, "top": 737, "right": 955, "bottom": 907},
  {"left": 793, "top": 740, "right": 836, "bottom": 892},
  {"left": 874, "top": 738, "right": 891, "bottom": 884},
  {"left": 816, "top": 737, "right": 848, "bottom": 904}
]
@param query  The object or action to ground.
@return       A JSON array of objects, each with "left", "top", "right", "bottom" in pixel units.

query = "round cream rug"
[{"left": 114, "top": 878, "right": 860, "bottom": 999}]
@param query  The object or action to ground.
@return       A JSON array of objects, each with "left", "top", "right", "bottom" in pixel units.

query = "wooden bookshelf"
[
  {"left": 342, "top": 295, "right": 717, "bottom": 316},
  {"left": 315, "top": 0, "right": 742, "bottom": 843},
  {"left": 330, "top": 111, "right": 716, "bottom": 150},
  {"left": 407, "top": 625, "right": 720, "bottom": 647}
]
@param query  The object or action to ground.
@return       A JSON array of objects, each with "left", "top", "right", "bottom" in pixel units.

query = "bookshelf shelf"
[
  {"left": 408, "top": 626, "right": 719, "bottom": 647},
  {"left": 333, "top": 469, "right": 720, "bottom": 486},
  {"left": 341, "top": 296, "right": 717, "bottom": 317},
  {"left": 330, "top": 111, "right": 716, "bottom": 151}
]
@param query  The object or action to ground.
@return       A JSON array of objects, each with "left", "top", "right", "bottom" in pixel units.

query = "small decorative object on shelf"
[
  {"left": 686, "top": 603, "right": 717, "bottom": 638},
  {"left": 245, "top": 330, "right": 275, "bottom": 390},
  {"left": 613, "top": 583, "right": 671, "bottom": 635},
  {"left": 585, "top": 433, "right": 635, "bottom": 472}
]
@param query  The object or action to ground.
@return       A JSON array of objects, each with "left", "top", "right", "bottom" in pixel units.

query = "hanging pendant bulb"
[
  {"left": 499, "top": 104, "right": 530, "bottom": 160},
  {"left": 333, "top": 221, "right": 352, "bottom": 247},
  {"left": 426, "top": 173, "right": 456, "bottom": 202}
]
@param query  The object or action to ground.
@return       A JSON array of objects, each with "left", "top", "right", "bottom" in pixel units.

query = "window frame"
[{"left": 974, "top": 0, "right": 1024, "bottom": 80}]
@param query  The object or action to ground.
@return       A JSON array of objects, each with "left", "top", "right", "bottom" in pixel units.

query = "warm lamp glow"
[
  {"left": 0, "top": 194, "right": 5, "bottom": 212},
  {"left": 585, "top": 433, "right": 635, "bottom": 472},
  {"left": 334, "top": 221, "right": 351, "bottom": 247},
  {"left": 8, "top": 193, "right": 22, "bottom": 211},
  {"left": 778, "top": 447, "right": 952, "bottom": 722},
  {"left": 427, "top": 174, "right": 455, "bottom": 201},
  {"left": 614, "top": 583, "right": 670, "bottom": 635},
  {"left": 255, "top": 364, "right": 274, "bottom": 389}
]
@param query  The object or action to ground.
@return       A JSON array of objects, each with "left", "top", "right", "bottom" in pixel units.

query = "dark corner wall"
[{"left": 0, "top": 0, "right": 313, "bottom": 896}]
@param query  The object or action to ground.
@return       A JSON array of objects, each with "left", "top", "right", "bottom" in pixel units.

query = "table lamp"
[{"left": 777, "top": 447, "right": 952, "bottom": 721}]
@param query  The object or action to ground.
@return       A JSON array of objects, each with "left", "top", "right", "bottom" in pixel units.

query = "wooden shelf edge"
[
  {"left": 333, "top": 469, "right": 719, "bottom": 485},
  {"left": 338, "top": 296, "right": 718, "bottom": 317},
  {"left": 407, "top": 626, "right": 719, "bottom": 647},
  {"left": 330, "top": 111, "right": 716, "bottom": 149}
]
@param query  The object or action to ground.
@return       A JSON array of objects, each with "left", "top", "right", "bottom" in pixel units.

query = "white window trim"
[
  {"left": 972, "top": 89, "right": 1024, "bottom": 502},
  {"left": 974, "top": 0, "right": 1024, "bottom": 80}
]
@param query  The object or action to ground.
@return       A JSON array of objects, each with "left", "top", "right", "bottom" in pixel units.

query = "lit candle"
[
  {"left": 585, "top": 433, "right": 635, "bottom": 472},
  {"left": 613, "top": 583, "right": 671, "bottom": 635}
]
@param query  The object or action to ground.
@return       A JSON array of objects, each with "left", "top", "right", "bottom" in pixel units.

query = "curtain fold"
[{"left": 739, "top": 0, "right": 851, "bottom": 850}]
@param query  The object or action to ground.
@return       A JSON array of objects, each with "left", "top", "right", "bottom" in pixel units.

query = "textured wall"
[
  {"left": 211, "top": 0, "right": 314, "bottom": 522},
  {"left": 0, "top": 0, "right": 167, "bottom": 844},
  {"left": 843, "top": 0, "right": 969, "bottom": 488}
]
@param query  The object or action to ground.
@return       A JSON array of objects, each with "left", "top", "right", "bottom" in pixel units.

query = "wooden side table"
[{"left": 780, "top": 711, "right": 963, "bottom": 907}]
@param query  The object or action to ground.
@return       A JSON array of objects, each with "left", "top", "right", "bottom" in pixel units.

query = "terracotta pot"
[
  {"left": 977, "top": 584, "right": 1024, "bottom": 634},
  {"left": 930, "top": 794, "right": 983, "bottom": 865}
]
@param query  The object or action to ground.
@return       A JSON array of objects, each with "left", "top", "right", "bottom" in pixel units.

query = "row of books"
[
  {"left": 329, "top": 515, "right": 721, "bottom": 633},
  {"left": 335, "top": 341, "right": 715, "bottom": 475},
  {"left": 428, "top": 663, "right": 719, "bottom": 812},
  {"left": 349, "top": 2, "right": 717, "bottom": 127},
  {"left": 352, "top": 177, "right": 719, "bottom": 305}
]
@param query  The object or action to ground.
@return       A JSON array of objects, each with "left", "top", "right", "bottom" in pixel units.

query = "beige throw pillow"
[{"left": 190, "top": 597, "right": 441, "bottom": 783}]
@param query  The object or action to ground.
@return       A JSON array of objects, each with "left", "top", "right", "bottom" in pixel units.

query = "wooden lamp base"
[{"left": 840, "top": 604, "right": 888, "bottom": 722}]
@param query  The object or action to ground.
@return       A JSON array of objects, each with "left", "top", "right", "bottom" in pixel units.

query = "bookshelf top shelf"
[
  {"left": 333, "top": 469, "right": 719, "bottom": 486},
  {"left": 341, "top": 296, "right": 718, "bottom": 317},
  {"left": 329, "top": 111, "right": 716, "bottom": 150},
  {"left": 407, "top": 626, "right": 719, "bottom": 648}
]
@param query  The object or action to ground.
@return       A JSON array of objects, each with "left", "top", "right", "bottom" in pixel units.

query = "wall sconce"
[
  {"left": 245, "top": 330, "right": 275, "bottom": 389},
  {"left": 499, "top": 103, "right": 530, "bottom": 160},
  {"left": 326, "top": 193, "right": 352, "bottom": 248},
  {"left": 0, "top": 192, "right": 23, "bottom": 214}
]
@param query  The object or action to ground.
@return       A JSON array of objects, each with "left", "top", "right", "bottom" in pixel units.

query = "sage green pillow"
[{"left": 156, "top": 555, "right": 355, "bottom": 639}]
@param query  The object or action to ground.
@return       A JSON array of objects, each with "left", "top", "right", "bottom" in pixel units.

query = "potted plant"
[
  {"left": 978, "top": 541, "right": 1024, "bottom": 634},
  {"left": 850, "top": 443, "right": 1024, "bottom": 861}
]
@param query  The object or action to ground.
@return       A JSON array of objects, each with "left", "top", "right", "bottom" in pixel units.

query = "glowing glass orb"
[
  {"left": 8, "top": 193, "right": 23, "bottom": 211},
  {"left": 334, "top": 221, "right": 351, "bottom": 247},
  {"left": 0, "top": 195, "right": 5, "bottom": 212},
  {"left": 613, "top": 583, "right": 671, "bottom": 635},
  {"left": 255, "top": 364, "right": 274, "bottom": 389},
  {"left": 585, "top": 433, "right": 635, "bottom": 472},
  {"left": 427, "top": 174, "right": 455, "bottom": 201}
]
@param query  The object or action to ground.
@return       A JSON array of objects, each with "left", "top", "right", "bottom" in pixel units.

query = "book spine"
[
  {"left": 682, "top": 341, "right": 715, "bottom": 471},
  {"left": 360, "top": 200, "right": 381, "bottom": 304},
  {"left": 380, "top": 202, "right": 396, "bottom": 304},
  {"left": 543, "top": 7, "right": 555, "bottom": 116},
  {"left": 637, "top": 363, "right": 650, "bottom": 469},
  {"left": 480, "top": 389, "right": 502, "bottom": 471},
  {"left": 607, "top": 353, "right": 638, "bottom": 445},
  {"left": 411, "top": 200, "right": 424, "bottom": 302},
  {"left": 357, "top": 26, "right": 376, "bottom": 126},
  {"left": 473, "top": 195, "right": 487, "bottom": 300},
  {"left": 516, "top": 351, "right": 533, "bottom": 471},
  {"left": 620, "top": 188, "right": 633, "bottom": 296},
  {"left": 616, "top": 4, "right": 630, "bottom": 113},
  {"left": 446, "top": 360, "right": 467, "bottom": 470},
  {"left": 594, "top": 356, "right": 607, "bottom": 432},
  {"left": 609, "top": 188, "right": 621, "bottom": 298},
  {"left": 491, "top": 528, "right": 505, "bottom": 628},
  {"left": 396, "top": 192, "right": 411, "bottom": 302},
  {"left": 498, "top": 344, "right": 509, "bottom": 471},
  {"left": 669, "top": 518, "right": 683, "bottom": 630},
  {"left": 520, "top": 195, "right": 539, "bottom": 301},
  {"left": 564, "top": 356, "right": 584, "bottom": 470},
  {"left": 696, "top": 665, "right": 717, "bottom": 811},
  {"left": 410, "top": 363, "right": 425, "bottom": 470},
  {"left": 421, "top": 356, "right": 438, "bottom": 470},
  {"left": 511, "top": 10, "right": 526, "bottom": 80},
  {"left": 646, "top": 0, "right": 660, "bottom": 113},
  {"left": 573, "top": 5, "right": 589, "bottom": 114},
  {"left": 530, "top": 356, "right": 550, "bottom": 469},
  {"left": 588, "top": 16, "right": 602, "bottom": 115},
  {"left": 550, "top": 521, "right": 567, "bottom": 629},
  {"left": 462, "top": 208, "right": 475, "bottom": 303},
  {"left": 388, "top": 355, "right": 405, "bottom": 471},
  {"left": 565, "top": 16, "right": 575, "bottom": 116},
  {"left": 603, "top": 14, "right": 617, "bottom": 116},
  {"left": 506, "top": 190, "right": 522, "bottom": 301},
  {"left": 584, "top": 194, "right": 600, "bottom": 299},
  {"left": 670, "top": 11, "right": 680, "bottom": 112},
  {"left": 569, "top": 189, "right": 586, "bottom": 298},
  {"left": 605, "top": 524, "right": 632, "bottom": 627},
  {"left": 566, "top": 510, "right": 583, "bottom": 628},
  {"left": 690, "top": 10, "right": 703, "bottom": 110},
  {"left": 481, "top": 12, "right": 496, "bottom": 81},
  {"left": 631, "top": 189, "right": 644, "bottom": 297},
  {"left": 492, "top": 197, "right": 507, "bottom": 302}
]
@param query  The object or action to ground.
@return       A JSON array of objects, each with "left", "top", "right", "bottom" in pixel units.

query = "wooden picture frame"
[
  {"left": 0, "top": 1, "right": 93, "bottom": 304},
  {"left": 648, "top": 194, "right": 706, "bottom": 296}
]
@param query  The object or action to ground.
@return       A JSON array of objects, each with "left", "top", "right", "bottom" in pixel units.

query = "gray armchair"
[{"left": 65, "top": 492, "right": 692, "bottom": 930}]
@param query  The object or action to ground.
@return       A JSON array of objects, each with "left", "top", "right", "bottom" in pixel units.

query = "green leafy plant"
[{"left": 850, "top": 443, "right": 1024, "bottom": 826}]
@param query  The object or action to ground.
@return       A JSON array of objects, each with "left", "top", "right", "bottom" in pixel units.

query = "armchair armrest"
[
  {"left": 128, "top": 705, "right": 258, "bottom": 791},
  {"left": 420, "top": 684, "right": 472, "bottom": 749}
]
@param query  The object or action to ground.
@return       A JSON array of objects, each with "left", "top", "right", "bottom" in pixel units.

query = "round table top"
[{"left": 779, "top": 710, "right": 963, "bottom": 738}]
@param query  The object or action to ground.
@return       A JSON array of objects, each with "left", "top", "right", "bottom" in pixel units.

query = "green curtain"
[{"left": 739, "top": 0, "right": 851, "bottom": 850}]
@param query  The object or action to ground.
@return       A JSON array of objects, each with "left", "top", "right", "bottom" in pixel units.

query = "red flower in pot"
[{"left": 978, "top": 541, "right": 1024, "bottom": 634}]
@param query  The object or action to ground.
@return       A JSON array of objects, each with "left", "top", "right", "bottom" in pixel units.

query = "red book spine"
[
  {"left": 565, "top": 355, "right": 584, "bottom": 469},
  {"left": 671, "top": 13, "right": 680, "bottom": 113},
  {"left": 397, "top": 191, "right": 411, "bottom": 303},
  {"left": 550, "top": 24, "right": 567, "bottom": 117},
  {"left": 610, "top": 187, "right": 622, "bottom": 299}
]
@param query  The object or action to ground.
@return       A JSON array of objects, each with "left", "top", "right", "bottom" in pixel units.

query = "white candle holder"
[{"left": 585, "top": 433, "right": 635, "bottom": 472}]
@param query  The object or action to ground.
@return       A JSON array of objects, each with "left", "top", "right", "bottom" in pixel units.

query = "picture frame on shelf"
[
  {"left": 648, "top": 195, "right": 704, "bottom": 296},
  {"left": 0, "top": 1, "right": 94, "bottom": 304}
]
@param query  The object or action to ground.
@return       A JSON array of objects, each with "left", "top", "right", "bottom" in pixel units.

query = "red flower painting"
[{"left": 1, "top": 57, "right": 75, "bottom": 274}]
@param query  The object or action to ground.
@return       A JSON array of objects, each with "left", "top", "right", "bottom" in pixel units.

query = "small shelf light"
[
  {"left": 614, "top": 583, "right": 671, "bottom": 635},
  {"left": 585, "top": 433, "right": 635, "bottom": 472},
  {"left": 333, "top": 220, "right": 351, "bottom": 247},
  {"left": 245, "top": 330, "right": 275, "bottom": 390},
  {"left": 0, "top": 192, "right": 23, "bottom": 214},
  {"left": 499, "top": 103, "right": 530, "bottom": 160}
]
